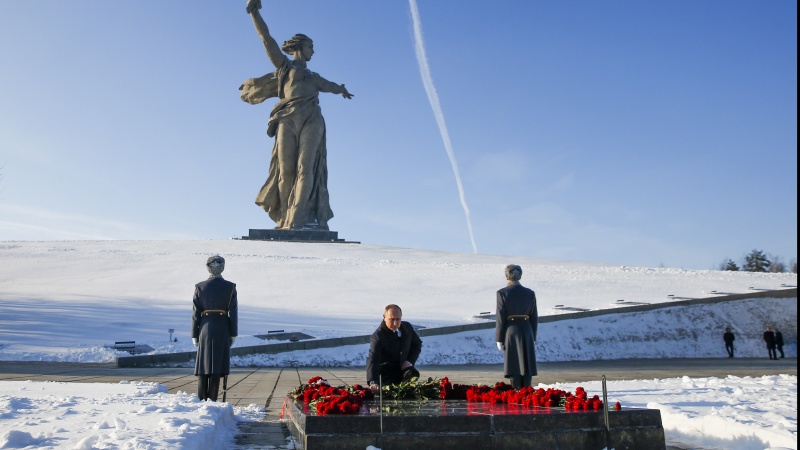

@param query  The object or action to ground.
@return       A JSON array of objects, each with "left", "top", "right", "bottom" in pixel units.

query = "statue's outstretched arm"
[
  {"left": 340, "top": 84, "right": 354, "bottom": 99},
  {"left": 333, "top": 84, "right": 354, "bottom": 100},
  {"left": 318, "top": 76, "right": 354, "bottom": 100},
  {"left": 247, "top": 0, "right": 285, "bottom": 69}
]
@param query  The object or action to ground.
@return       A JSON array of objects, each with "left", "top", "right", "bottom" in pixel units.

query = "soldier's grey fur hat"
[
  {"left": 505, "top": 264, "right": 522, "bottom": 281},
  {"left": 206, "top": 255, "right": 225, "bottom": 276}
]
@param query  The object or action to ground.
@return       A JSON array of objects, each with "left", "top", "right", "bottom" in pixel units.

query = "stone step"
[
  {"left": 241, "top": 229, "right": 360, "bottom": 243},
  {"left": 283, "top": 399, "right": 667, "bottom": 450},
  {"left": 234, "top": 420, "right": 293, "bottom": 449}
]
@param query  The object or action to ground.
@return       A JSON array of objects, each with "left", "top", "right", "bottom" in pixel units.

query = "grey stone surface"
[
  {"left": 242, "top": 229, "right": 359, "bottom": 243},
  {"left": 235, "top": 421, "right": 290, "bottom": 448},
  {"left": 283, "top": 398, "right": 666, "bottom": 450},
  {"left": 254, "top": 332, "right": 316, "bottom": 342}
]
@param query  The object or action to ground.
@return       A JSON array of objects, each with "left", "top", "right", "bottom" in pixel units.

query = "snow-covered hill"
[{"left": 1, "top": 240, "right": 796, "bottom": 362}]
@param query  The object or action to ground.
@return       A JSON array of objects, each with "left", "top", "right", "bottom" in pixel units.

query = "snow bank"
[{"left": 0, "top": 381, "right": 238, "bottom": 450}]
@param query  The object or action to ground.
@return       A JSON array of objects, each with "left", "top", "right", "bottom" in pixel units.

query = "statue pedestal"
[{"left": 241, "top": 229, "right": 360, "bottom": 243}]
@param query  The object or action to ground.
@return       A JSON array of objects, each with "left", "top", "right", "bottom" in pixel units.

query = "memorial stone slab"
[{"left": 283, "top": 398, "right": 666, "bottom": 450}]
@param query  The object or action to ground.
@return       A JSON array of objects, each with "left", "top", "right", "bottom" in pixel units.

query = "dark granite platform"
[
  {"left": 283, "top": 398, "right": 666, "bottom": 450},
  {"left": 241, "top": 229, "right": 359, "bottom": 243}
]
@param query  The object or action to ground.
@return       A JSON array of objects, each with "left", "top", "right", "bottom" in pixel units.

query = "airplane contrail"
[{"left": 408, "top": 0, "right": 478, "bottom": 254}]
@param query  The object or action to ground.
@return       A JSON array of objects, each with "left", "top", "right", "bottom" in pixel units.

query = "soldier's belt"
[
  {"left": 202, "top": 310, "right": 228, "bottom": 316},
  {"left": 507, "top": 315, "right": 529, "bottom": 320}
]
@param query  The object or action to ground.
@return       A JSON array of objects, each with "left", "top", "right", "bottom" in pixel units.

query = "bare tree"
[{"left": 768, "top": 254, "right": 786, "bottom": 273}]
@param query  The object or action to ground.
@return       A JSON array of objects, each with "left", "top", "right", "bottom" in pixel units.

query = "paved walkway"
[{"left": 0, "top": 358, "right": 795, "bottom": 449}]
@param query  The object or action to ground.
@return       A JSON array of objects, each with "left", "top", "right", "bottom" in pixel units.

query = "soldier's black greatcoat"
[
  {"left": 496, "top": 283, "right": 538, "bottom": 378},
  {"left": 366, "top": 321, "right": 422, "bottom": 385},
  {"left": 192, "top": 277, "right": 238, "bottom": 376}
]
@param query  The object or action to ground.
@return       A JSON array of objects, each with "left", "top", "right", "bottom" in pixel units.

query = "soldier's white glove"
[
  {"left": 230, "top": 336, "right": 237, "bottom": 346},
  {"left": 192, "top": 338, "right": 198, "bottom": 347},
  {"left": 496, "top": 342, "right": 505, "bottom": 351}
]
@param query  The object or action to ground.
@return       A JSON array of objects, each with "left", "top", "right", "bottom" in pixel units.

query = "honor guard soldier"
[{"left": 192, "top": 255, "right": 238, "bottom": 401}]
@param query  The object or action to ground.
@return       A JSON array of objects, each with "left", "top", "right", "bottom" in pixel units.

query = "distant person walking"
[
  {"left": 775, "top": 329, "right": 785, "bottom": 359},
  {"left": 723, "top": 327, "right": 735, "bottom": 358},
  {"left": 496, "top": 264, "right": 538, "bottom": 389},
  {"left": 192, "top": 255, "right": 238, "bottom": 401},
  {"left": 763, "top": 326, "right": 777, "bottom": 360}
]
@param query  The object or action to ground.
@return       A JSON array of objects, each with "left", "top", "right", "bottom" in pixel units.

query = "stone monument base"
[
  {"left": 241, "top": 229, "right": 359, "bottom": 243},
  {"left": 283, "top": 398, "right": 666, "bottom": 450}
]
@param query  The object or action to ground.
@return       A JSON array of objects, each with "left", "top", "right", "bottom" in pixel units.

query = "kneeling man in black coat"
[{"left": 366, "top": 304, "right": 423, "bottom": 392}]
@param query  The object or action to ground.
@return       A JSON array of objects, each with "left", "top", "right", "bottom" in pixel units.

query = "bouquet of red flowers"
[
  {"left": 440, "top": 377, "right": 620, "bottom": 411},
  {"left": 288, "top": 376, "right": 374, "bottom": 416},
  {"left": 288, "top": 376, "right": 621, "bottom": 416}
]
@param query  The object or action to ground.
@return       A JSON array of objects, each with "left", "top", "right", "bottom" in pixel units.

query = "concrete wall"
[
  {"left": 533, "top": 291, "right": 796, "bottom": 361},
  {"left": 117, "top": 288, "right": 796, "bottom": 367}
]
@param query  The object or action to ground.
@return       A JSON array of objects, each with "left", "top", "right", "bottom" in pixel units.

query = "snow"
[
  {"left": 565, "top": 374, "right": 797, "bottom": 450},
  {"left": 0, "top": 240, "right": 797, "bottom": 449},
  {"left": 0, "top": 380, "right": 247, "bottom": 449}
]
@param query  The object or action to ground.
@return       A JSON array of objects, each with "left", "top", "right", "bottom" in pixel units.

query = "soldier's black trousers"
[
  {"left": 198, "top": 375, "right": 221, "bottom": 401},
  {"left": 509, "top": 375, "right": 532, "bottom": 389}
]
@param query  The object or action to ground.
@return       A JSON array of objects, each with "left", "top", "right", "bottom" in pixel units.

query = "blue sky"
[{"left": 0, "top": 1, "right": 796, "bottom": 270}]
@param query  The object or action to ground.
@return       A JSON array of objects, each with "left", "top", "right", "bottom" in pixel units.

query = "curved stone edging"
[{"left": 116, "top": 288, "right": 796, "bottom": 368}]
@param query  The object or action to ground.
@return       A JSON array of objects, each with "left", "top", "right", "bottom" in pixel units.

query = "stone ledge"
[
  {"left": 115, "top": 289, "right": 796, "bottom": 368},
  {"left": 284, "top": 399, "right": 666, "bottom": 450},
  {"left": 241, "top": 228, "right": 360, "bottom": 243}
]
